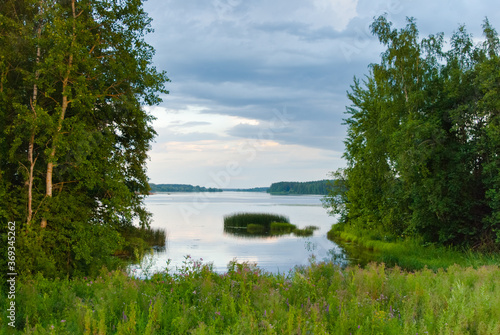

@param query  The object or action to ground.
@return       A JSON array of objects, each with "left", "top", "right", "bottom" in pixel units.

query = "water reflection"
[
  {"left": 224, "top": 226, "right": 297, "bottom": 239},
  {"left": 131, "top": 192, "right": 355, "bottom": 275},
  {"left": 326, "top": 236, "right": 380, "bottom": 268}
]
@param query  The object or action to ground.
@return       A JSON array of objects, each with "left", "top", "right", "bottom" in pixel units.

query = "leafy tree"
[
  {"left": 0, "top": 0, "right": 168, "bottom": 277},
  {"left": 268, "top": 180, "right": 333, "bottom": 195},
  {"left": 325, "top": 16, "right": 500, "bottom": 249}
]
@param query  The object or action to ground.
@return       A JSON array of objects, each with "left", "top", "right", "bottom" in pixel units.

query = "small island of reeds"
[{"left": 223, "top": 212, "right": 319, "bottom": 238}]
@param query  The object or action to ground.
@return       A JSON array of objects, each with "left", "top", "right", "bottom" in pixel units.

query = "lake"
[{"left": 131, "top": 191, "right": 351, "bottom": 277}]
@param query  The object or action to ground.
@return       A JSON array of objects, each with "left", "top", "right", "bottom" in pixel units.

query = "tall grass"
[
  {"left": 116, "top": 226, "right": 167, "bottom": 261},
  {"left": 223, "top": 212, "right": 290, "bottom": 229},
  {"left": 270, "top": 222, "right": 297, "bottom": 233},
  {"left": 139, "top": 227, "right": 167, "bottom": 247},
  {"left": 328, "top": 224, "right": 500, "bottom": 271},
  {"left": 3, "top": 259, "right": 500, "bottom": 334}
]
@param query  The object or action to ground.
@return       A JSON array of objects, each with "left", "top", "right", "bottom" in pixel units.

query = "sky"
[{"left": 141, "top": 0, "right": 500, "bottom": 188}]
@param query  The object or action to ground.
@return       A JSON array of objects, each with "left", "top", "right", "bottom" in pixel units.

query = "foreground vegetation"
[{"left": 2, "top": 258, "right": 500, "bottom": 334}]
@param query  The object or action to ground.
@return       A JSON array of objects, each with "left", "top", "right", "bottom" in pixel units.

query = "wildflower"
[
  {"left": 215, "top": 311, "right": 221, "bottom": 316},
  {"left": 50, "top": 325, "right": 54, "bottom": 329},
  {"left": 61, "top": 320, "right": 66, "bottom": 323}
]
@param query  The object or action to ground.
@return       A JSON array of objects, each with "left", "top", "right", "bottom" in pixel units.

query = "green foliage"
[
  {"left": 149, "top": 183, "right": 222, "bottom": 193},
  {"left": 324, "top": 16, "right": 500, "bottom": 249},
  {"left": 270, "top": 221, "right": 297, "bottom": 233},
  {"left": 0, "top": 0, "right": 169, "bottom": 278},
  {"left": 269, "top": 180, "right": 333, "bottom": 195},
  {"left": 223, "top": 212, "right": 290, "bottom": 230},
  {"left": 223, "top": 213, "right": 322, "bottom": 238},
  {"left": 2, "top": 260, "right": 500, "bottom": 333},
  {"left": 328, "top": 224, "right": 500, "bottom": 271},
  {"left": 247, "top": 223, "right": 266, "bottom": 234},
  {"left": 292, "top": 228, "right": 314, "bottom": 237}
]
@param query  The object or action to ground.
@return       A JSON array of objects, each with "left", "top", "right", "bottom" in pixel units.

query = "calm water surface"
[{"left": 132, "top": 192, "right": 350, "bottom": 276}]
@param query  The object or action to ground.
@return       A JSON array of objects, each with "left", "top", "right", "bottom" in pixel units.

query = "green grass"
[
  {"left": 222, "top": 214, "right": 322, "bottom": 238},
  {"left": 327, "top": 224, "right": 500, "bottom": 271},
  {"left": 223, "top": 212, "right": 290, "bottom": 230},
  {"left": 247, "top": 223, "right": 266, "bottom": 234},
  {"left": 270, "top": 222, "right": 297, "bottom": 234},
  {"left": 3, "top": 258, "right": 500, "bottom": 334},
  {"left": 292, "top": 227, "right": 314, "bottom": 237}
]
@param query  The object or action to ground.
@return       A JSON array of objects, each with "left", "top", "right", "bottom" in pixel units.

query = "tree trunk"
[
  {"left": 41, "top": 0, "right": 75, "bottom": 228},
  {"left": 28, "top": 4, "right": 42, "bottom": 226}
]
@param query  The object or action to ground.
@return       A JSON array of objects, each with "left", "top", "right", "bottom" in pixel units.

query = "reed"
[
  {"left": 139, "top": 227, "right": 167, "bottom": 247},
  {"left": 293, "top": 227, "right": 314, "bottom": 237},
  {"left": 270, "top": 221, "right": 297, "bottom": 233},
  {"left": 116, "top": 226, "right": 167, "bottom": 261},
  {"left": 247, "top": 223, "right": 266, "bottom": 234},
  {"left": 223, "top": 212, "right": 290, "bottom": 230}
]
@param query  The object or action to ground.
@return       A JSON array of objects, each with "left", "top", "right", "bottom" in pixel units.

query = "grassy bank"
[
  {"left": 327, "top": 224, "right": 500, "bottom": 271},
  {"left": 2, "top": 258, "right": 500, "bottom": 334}
]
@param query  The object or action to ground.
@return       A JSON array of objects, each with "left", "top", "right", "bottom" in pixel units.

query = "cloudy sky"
[{"left": 141, "top": 0, "right": 500, "bottom": 188}]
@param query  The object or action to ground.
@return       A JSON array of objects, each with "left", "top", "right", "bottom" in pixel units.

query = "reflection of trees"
[
  {"left": 326, "top": 236, "right": 378, "bottom": 268},
  {"left": 223, "top": 226, "right": 291, "bottom": 239}
]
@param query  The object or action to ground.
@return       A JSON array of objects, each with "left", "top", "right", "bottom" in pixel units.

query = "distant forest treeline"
[
  {"left": 268, "top": 180, "right": 333, "bottom": 195},
  {"left": 149, "top": 184, "right": 223, "bottom": 193},
  {"left": 149, "top": 181, "right": 336, "bottom": 194},
  {"left": 223, "top": 187, "right": 270, "bottom": 192}
]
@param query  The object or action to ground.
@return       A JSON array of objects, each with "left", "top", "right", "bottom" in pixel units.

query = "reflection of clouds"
[{"left": 143, "top": 192, "right": 340, "bottom": 274}]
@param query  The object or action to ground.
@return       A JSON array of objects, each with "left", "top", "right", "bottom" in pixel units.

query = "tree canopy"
[
  {"left": 324, "top": 16, "right": 500, "bottom": 250},
  {"left": 268, "top": 180, "right": 333, "bottom": 195},
  {"left": 0, "top": 0, "right": 169, "bottom": 277}
]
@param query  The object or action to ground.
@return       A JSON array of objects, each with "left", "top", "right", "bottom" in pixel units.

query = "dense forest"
[
  {"left": 324, "top": 16, "right": 500, "bottom": 250},
  {"left": 0, "top": 0, "right": 168, "bottom": 278},
  {"left": 149, "top": 183, "right": 222, "bottom": 192},
  {"left": 268, "top": 180, "right": 332, "bottom": 195},
  {"left": 223, "top": 187, "right": 269, "bottom": 192}
]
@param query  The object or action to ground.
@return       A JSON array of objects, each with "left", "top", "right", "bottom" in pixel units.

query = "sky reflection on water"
[{"left": 131, "top": 192, "right": 350, "bottom": 277}]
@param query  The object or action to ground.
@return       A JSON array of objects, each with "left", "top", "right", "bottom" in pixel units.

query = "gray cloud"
[
  {"left": 143, "top": 0, "right": 500, "bottom": 185},
  {"left": 174, "top": 121, "right": 212, "bottom": 128}
]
